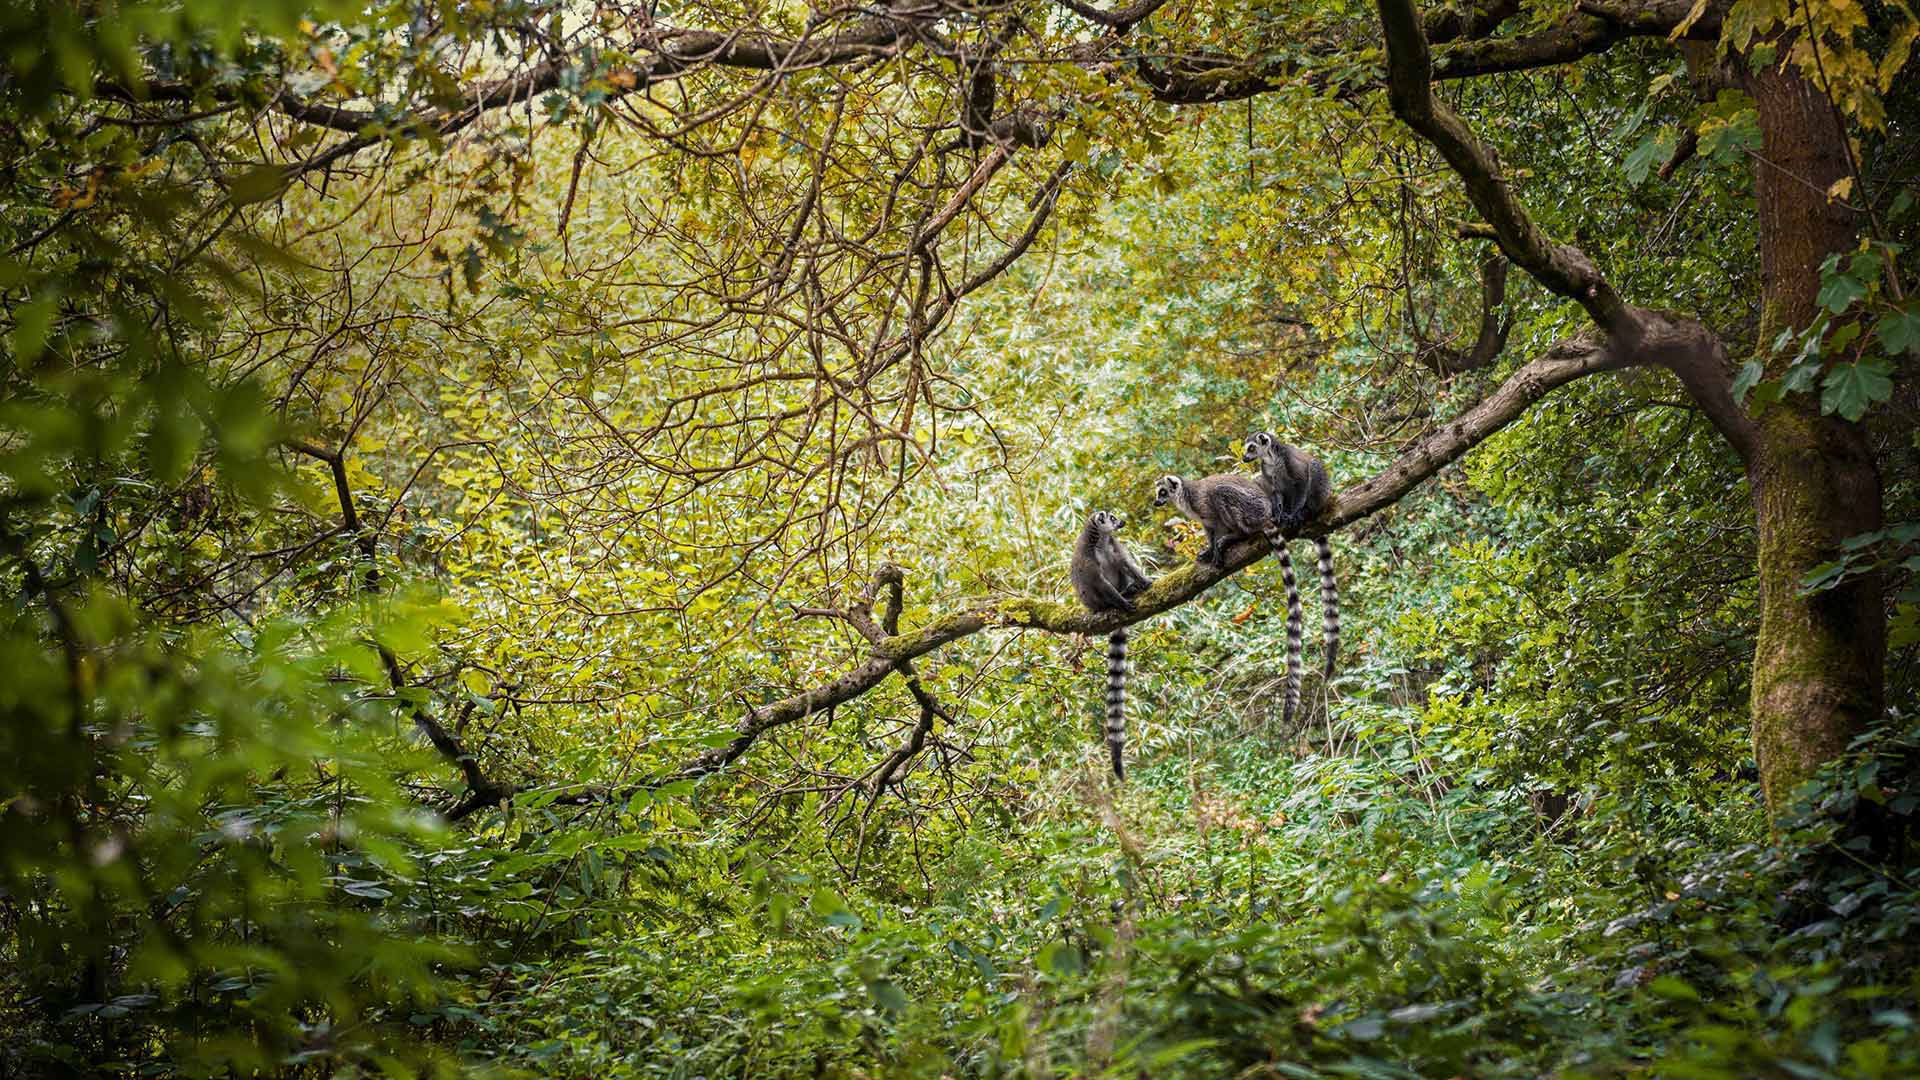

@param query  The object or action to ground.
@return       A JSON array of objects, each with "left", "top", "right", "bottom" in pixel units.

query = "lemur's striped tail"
[
  {"left": 1317, "top": 537, "right": 1339, "bottom": 678},
  {"left": 1105, "top": 629, "right": 1129, "bottom": 780},
  {"left": 1276, "top": 541, "right": 1303, "bottom": 727}
]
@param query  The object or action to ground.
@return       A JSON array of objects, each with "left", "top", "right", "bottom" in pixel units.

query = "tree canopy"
[{"left": 2, "top": 0, "right": 1918, "bottom": 1074}]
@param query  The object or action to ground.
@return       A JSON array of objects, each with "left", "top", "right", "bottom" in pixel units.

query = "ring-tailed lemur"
[
  {"left": 1070, "top": 510, "right": 1153, "bottom": 779},
  {"left": 1243, "top": 432, "right": 1340, "bottom": 727},
  {"left": 1151, "top": 473, "right": 1273, "bottom": 570}
]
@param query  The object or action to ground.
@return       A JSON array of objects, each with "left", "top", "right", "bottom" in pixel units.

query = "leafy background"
[{"left": 2, "top": 0, "right": 1918, "bottom": 1076}]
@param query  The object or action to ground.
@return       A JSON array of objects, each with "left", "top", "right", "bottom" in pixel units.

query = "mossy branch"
[{"left": 662, "top": 331, "right": 1632, "bottom": 784}]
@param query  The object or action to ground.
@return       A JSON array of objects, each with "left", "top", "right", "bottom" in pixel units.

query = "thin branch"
[
  {"left": 285, "top": 437, "right": 515, "bottom": 817},
  {"left": 1375, "top": 0, "right": 1758, "bottom": 460},
  {"left": 1418, "top": 252, "right": 1510, "bottom": 375}
]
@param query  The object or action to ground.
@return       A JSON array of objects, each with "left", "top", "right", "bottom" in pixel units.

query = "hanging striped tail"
[
  {"left": 1275, "top": 541, "right": 1303, "bottom": 728},
  {"left": 1317, "top": 537, "right": 1339, "bottom": 678},
  {"left": 1105, "top": 629, "right": 1129, "bottom": 780}
]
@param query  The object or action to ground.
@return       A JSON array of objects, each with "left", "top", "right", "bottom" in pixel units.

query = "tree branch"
[
  {"left": 1374, "top": 0, "right": 1758, "bottom": 460},
  {"left": 94, "top": 0, "right": 1708, "bottom": 179},
  {"left": 102, "top": 7, "right": 928, "bottom": 186},
  {"left": 661, "top": 332, "right": 1631, "bottom": 783},
  {"left": 1577, "top": 0, "right": 1725, "bottom": 37},
  {"left": 285, "top": 438, "right": 516, "bottom": 818},
  {"left": 1418, "top": 252, "right": 1510, "bottom": 375},
  {"left": 1138, "top": 1, "right": 1711, "bottom": 106},
  {"left": 1051, "top": 0, "right": 1176, "bottom": 31},
  {"left": 1377, "top": 0, "right": 1632, "bottom": 333}
]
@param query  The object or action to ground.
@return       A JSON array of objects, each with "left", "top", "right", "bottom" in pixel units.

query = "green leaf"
[
  {"left": 865, "top": 976, "right": 909, "bottom": 1014},
  {"left": 1038, "top": 941, "right": 1084, "bottom": 975},
  {"left": 149, "top": 395, "right": 205, "bottom": 485},
  {"left": 1142, "top": 1040, "right": 1224, "bottom": 1068},
  {"left": 1782, "top": 356, "right": 1823, "bottom": 394},
  {"left": 1609, "top": 97, "right": 1654, "bottom": 141},
  {"left": 1876, "top": 304, "right": 1920, "bottom": 356},
  {"left": 1801, "top": 560, "right": 1845, "bottom": 592},
  {"left": 1649, "top": 975, "right": 1702, "bottom": 1002},
  {"left": 1388, "top": 1002, "right": 1450, "bottom": 1023},
  {"left": 11, "top": 293, "right": 57, "bottom": 362},
  {"left": 228, "top": 165, "right": 287, "bottom": 207},
  {"left": 1338, "top": 1016, "right": 1385, "bottom": 1040},
  {"left": 1816, "top": 271, "right": 1867, "bottom": 314},
  {"left": 1623, "top": 129, "right": 1678, "bottom": 185},
  {"left": 1696, "top": 94, "right": 1760, "bottom": 162},
  {"left": 1891, "top": 603, "right": 1920, "bottom": 649},
  {"left": 1731, "top": 358, "right": 1765, "bottom": 405},
  {"left": 1820, "top": 356, "right": 1895, "bottom": 420},
  {"left": 1825, "top": 319, "right": 1860, "bottom": 353},
  {"left": 812, "top": 887, "right": 860, "bottom": 929}
]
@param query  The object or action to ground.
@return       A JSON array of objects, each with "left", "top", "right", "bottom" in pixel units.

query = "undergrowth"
[{"left": 455, "top": 714, "right": 1920, "bottom": 1078}]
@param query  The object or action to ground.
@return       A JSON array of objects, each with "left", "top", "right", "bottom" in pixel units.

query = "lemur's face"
[
  {"left": 1242, "top": 431, "right": 1275, "bottom": 463},
  {"left": 1152, "top": 476, "right": 1181, "bottom": 507},
  {"left": 1089, "top": 510, "right": 1123, "bottom": 535}
]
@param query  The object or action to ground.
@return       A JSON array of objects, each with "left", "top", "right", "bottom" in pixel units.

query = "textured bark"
[
  {"left": 1377, "top": 0, "right": 1631, "bottom": 332},
  {"left": 283, "top": 439, "right": 521, "bottom": 820},
  {"left": 104, "top": 0, "right": 1715, "bottom": 164},
  {"left": 1377, "top": 0, "right": 1890, "bottom": 817},
  {"left": 1742, "top": 60, "right": 1885, "bottom": 810}
]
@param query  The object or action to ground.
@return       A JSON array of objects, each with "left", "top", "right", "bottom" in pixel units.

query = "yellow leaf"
[
  {"left": 1828, "top": 176, "right": 1855, "bottom": 202},
  {"left": 1881, "top": 18, "right": 1918, "bottom": 91},
  {"left": 1670, "top": 0, "right": 1713, "bottom": 40}
]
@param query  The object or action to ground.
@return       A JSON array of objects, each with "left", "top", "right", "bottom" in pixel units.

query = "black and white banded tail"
[
  {"left": 1105, "top": 629, "right": 1129, "bottom": 779},
  {"left": 1276, "top": 543, "right": 1304, "bottom": 727},
  {"left": 1316, "top": 537, "right": 1339, "bottom": 677}
]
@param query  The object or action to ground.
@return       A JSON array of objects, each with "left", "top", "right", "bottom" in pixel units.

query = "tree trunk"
[{"left": 1743, "top": 59, "right": 1885, "bottom": 812}]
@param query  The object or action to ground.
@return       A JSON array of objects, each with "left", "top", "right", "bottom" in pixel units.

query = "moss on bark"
[
  {"left": 1740, "top": 60, "right": 1885, "bottom": 815},
  {"left": 1748, "top": 403, "right": 1883, "bottom": 809}
]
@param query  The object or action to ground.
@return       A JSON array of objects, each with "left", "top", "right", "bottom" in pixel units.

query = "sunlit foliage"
[{"left": 2, "top": 0, "right": 1917, "bottom": 1075}]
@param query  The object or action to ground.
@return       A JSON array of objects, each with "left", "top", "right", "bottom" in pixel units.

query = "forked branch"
[
  {"left": 1375, "top": 0, "right": 1758, "bottom": 460},
  {"left": 285, "top": 438, "right": 516, "bottom": 818}
]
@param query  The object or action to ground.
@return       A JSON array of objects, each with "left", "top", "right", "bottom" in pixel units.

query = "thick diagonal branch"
[
  {"left": 665, "top": 333, "right": 1630, "bottom": 782},
  {"left": 1378, "top": 0, "right": 1630, "bottom": 332},
  {"left": 1375, "top": 0, "right": 1758, "bottom": 460}
]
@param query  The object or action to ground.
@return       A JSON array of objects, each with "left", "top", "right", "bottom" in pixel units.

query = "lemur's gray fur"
[
  {"left": 1243, "top": 432, "right": 1332, "bottom": 531},
  {"left": 1070, "top": 510, "right": 1153, "bottom": 779},
  {"left": 1151, "top": 473, "right": 1273, "bottom": 570},
  {"left": 1243, "top": 433, "right": 1341, "bottom": 726}
]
